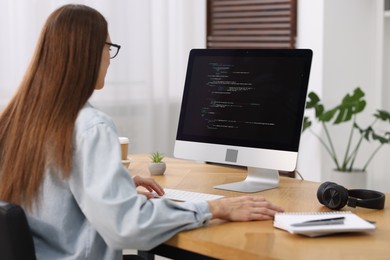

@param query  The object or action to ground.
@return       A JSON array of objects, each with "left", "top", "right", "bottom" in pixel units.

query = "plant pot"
[
  {"left": 148, "top": 162, "right": 166, "bottom": 176},
  {"left": 330, "top": 169, "right": 367, "bottom": 189}
]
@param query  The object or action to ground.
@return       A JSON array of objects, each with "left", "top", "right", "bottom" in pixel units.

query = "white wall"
[
  {"left": 297, "top": 0, "right": 390, "bottom": 192},
  {"left": 296, "top": 0, "right": 325, "bottom": 183}
]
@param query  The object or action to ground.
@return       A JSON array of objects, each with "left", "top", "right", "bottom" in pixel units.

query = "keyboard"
[{"left": 161, "top": 188, "right": 224, "bottom": 202}]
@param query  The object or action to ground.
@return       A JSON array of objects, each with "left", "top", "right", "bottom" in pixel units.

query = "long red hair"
[{"left": 0, "top": 4, "right": 108, "bottom": 208}]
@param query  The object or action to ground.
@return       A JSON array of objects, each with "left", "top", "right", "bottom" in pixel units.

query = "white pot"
[
  {"left": 330, "top": 169, "right": 367, "bottom": 189},
  {"left": 148, "top": 162, "right": 166, "bottom": 176}
]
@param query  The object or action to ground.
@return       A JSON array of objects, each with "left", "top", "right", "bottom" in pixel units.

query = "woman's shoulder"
[{"left": 75, "top": 102, "right": 116, "bottom": 133}]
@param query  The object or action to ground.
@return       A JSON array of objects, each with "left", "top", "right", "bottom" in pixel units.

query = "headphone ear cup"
[
  {"left": 317, "top": 182, "right": 337, "bottom": 204},
  {"left": 321, "top": 184, "right": 349, "bottom": 210}
]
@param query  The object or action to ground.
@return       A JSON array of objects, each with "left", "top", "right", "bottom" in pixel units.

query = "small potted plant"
[
  {"left": 148, "top": 151, "right": 166, "bottom": 175},
  {"left": 303, "top": 86, "right": 390, "bottom": 186}
]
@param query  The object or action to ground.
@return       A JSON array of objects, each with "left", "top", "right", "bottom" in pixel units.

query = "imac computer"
[{"left": 174, "top": 49, "right": 312, "bottom": 193}]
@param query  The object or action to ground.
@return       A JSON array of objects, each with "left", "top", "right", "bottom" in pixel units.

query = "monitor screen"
[{"left": 174, "top": 49, "right": 312, "bottom": 192}]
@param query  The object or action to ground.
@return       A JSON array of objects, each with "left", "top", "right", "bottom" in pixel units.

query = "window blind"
[{"left": 207, "top": 0, "right": 297, "bottom": 49}]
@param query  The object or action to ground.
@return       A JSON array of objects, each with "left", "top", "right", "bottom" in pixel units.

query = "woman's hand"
[
  {"left": 132, "top": 175, "right": 164, "bottom": 199},
  {"left": 207, "top": 196, "right": 284, "bottom": 221}
]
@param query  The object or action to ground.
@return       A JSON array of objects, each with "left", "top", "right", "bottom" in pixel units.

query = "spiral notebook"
[{"left": 273, "top": 211, "right": 376, "bottom": 237}]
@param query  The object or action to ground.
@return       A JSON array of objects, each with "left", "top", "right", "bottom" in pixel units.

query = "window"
[{"left": 207, "top": 0, "right": 297, "bottom": 49}]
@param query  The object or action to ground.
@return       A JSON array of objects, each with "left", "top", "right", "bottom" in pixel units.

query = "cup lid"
[{"left": 118, "top": 137, "right": 129, "bottom": 144}]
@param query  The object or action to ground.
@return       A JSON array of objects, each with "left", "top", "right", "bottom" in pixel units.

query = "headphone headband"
[{"left": 347, "top": 189, "right": 386, "bottom": 209}]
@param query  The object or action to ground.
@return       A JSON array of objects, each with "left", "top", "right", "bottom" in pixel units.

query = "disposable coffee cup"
[{"left": 118, "top": 137, "right": 129, "bottom": 160}]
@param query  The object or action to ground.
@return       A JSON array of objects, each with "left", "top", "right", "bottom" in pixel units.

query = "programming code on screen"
[
  {"left": 179, "top": 55, "right": 308, "bottom": 151},
  {"left": 202, "top": 62, "right": 275, "bottom": 131}
]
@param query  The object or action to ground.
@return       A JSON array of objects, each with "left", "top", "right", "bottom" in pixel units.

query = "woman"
[{"left": 0, "top": 4, "right": 283, "bottom": 260}]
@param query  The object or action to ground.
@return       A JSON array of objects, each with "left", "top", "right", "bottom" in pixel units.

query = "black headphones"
[{"left": 317, "top": 182, "right": 386, "bottom": 210}]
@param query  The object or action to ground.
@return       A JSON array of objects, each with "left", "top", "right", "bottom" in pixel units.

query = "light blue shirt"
[{"left": 26, "top": 102, "right": 212, "bottom": 260}]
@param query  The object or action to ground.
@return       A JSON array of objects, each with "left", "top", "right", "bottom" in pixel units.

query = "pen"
[{"left": 291, "top": 217, "right": 345, "bottom": 227}]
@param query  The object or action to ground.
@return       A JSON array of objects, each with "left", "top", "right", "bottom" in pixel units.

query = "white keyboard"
[{"left": 161, "top": 188, "right": 224, "bottom": 202}]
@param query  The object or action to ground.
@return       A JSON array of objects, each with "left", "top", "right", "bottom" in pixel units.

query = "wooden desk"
[{"left": 128, "top": 154, "right": 389, "bottom": 260}]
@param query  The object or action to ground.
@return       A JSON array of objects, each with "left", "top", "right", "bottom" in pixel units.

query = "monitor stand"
[{"left": 213, "top": 167, "right": 279, "bottom": 193}]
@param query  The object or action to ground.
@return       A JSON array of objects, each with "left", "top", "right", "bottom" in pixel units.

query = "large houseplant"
[{"left": 303, "top": 87, "right": 390, "bottom": 172}]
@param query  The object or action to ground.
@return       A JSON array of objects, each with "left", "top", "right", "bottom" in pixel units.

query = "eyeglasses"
[{"left": 105, "top": 42, "right": 121, "bottom": 59}]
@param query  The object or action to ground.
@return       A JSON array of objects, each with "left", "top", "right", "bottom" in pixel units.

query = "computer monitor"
[{"left": 174, "top": 49, "right": 312, "bottom": 193}]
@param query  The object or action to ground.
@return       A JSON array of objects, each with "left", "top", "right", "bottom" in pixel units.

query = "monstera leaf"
[{"left": 303, "top": 87, "right": 390, "bottom": 172}]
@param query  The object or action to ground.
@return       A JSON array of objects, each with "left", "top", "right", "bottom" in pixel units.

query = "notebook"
[{"left": 273, "top": 211, "right": 376, "bottom": 237}]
